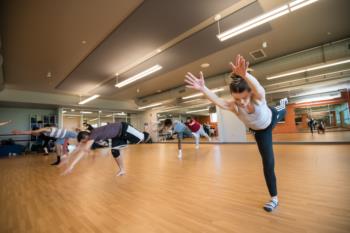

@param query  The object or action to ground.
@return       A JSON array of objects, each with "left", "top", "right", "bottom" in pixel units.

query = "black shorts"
[{"left": 111, "top": 123, "right": 144, "bottom": 157}]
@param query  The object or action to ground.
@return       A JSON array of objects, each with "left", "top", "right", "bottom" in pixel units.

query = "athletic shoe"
[{"left": 263, "top": 199, "right": 278, "bottom": 212}]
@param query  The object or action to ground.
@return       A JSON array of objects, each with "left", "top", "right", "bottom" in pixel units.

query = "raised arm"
[
  {"left": 185, "top": 72, "right": 236, "bottom": 112},
  {"left": 231, "top": 54, "right": 265, "bottom": 100},
  {"left": 12, "top": 127, "right": 51, "bottom": 135},
  {"left": 61, "top": 140, "right": 94, "bottom": 175}
]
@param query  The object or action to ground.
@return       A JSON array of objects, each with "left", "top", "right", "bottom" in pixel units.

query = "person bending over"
[
  {"left": 185, "top": 54, "right": 288, "bottom": 212},
  {"left": 185, "top": 117, "right": 211, "bottom": 149},
  {"left": 61, "top": 122, "right": 151, "bottom": 176},
  {"left": 12, "top": 126, "right": 77, "bottom": 165}
]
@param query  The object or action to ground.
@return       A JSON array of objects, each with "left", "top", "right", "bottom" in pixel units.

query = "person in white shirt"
[{"left": 185, "top": 55, "right": 288, "bottom": 212}]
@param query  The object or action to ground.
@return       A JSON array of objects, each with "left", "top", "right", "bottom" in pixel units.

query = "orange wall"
[
  {"left": 274, "top": 104, "right": 297, "bottom": 133},
  {"left": 274, "top": 90, "right": 350, "bottom": 134}
]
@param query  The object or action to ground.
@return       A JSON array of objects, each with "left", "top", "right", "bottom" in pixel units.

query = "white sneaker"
[
  {"left": 280, "top": 98, "right": 288, "bottom": 107},
  {"left": 178, "top": 150, "right": 182, "bottom": 159}
]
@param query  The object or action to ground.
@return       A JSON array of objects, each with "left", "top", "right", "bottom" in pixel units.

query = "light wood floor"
[
  {"left": 0, "top": 144, "right": 350, "bottom": 233},
  {"left": 179, "top": 131, "right": 350, "bottom": 143}
]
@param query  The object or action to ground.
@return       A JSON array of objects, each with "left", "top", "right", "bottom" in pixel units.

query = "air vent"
[{"left": 249, "top": 49, "right": 266, "bottom": 60}]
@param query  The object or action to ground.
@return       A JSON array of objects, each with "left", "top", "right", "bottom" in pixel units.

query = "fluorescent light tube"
[
  {"left": 289, "top": 0, "right": 318, "bottom": 11},
  {"left": 80, "top": 111, "right": 93, "bottom": 114},
  {"left": 116, "top": 65, "right": 162, "bottom": 88},
  {"left": 217, "top": 5, "right": 289, "bottom": 41},
  {"left": 295, "top": 93, "right": 341, "bottom": 104},
  {"left": 217, "top": 0, "right": 319, "bottom": 42},
  {"left": 182, "top": 88, "right": 224, "bottom": 100},
  {"left": 78, "top": 95, "right": 100, "bottom": 105},
  {"left": 186, "top": 108, "right": 209, "bottom": 114},
  {"left": 138, "top": 103, "right": 162, "bottom": 110},
  {"left": 267, "top": 59, "right": 350, "bottom": 80}
]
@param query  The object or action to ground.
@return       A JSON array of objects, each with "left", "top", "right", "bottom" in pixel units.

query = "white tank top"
[{"left": 236, "top": 99, "right": 272, "bottom": 130}]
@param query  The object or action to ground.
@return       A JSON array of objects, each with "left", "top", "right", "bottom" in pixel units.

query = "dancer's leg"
[
  {"left": 254, "top": 129, "right": 278, "bottom": 212},
  {"left": 192, "top": 132, "right": 200, "bottom": 149},
  {"left": 199, "top": 125, "right": 211, "bottom": 141},
  {"left": 51, "top": 143, "right": 62, "bottom": 165}
]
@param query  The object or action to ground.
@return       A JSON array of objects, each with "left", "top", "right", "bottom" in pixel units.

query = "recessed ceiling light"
[
  {"left": 71, "top": 109, "right": 75, "bottom": 112},
  {"left": 157, "top": 49, "right": 162, "bottom": 53},
  {"left": 214, "top": 14, "right": 221, "bottom": 21},
  {"left": 157, "top": 89, "right": 162, "bottom": 93},
  {"left": 200, "top": 63, "right": 210, "bottom": 68},
  {"left": 262, "top": 41, "right": 268, "bottom": 48},
  {"left": 137, "top": 88, "right": 140, "bottom": 93},
  {"left": 81, "top": 40, "right": 87, "bottom": 44},
  {"left": 46, "top": 72, "right": 52, "bottom": 78}
]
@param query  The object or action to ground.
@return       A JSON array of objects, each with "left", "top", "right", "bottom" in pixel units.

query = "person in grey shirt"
[{"left": 61, "top": 122, "right": 151, "bottom": 176}]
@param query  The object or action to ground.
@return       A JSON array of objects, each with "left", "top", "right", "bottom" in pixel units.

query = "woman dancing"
[{"left": 185, "top": 55, "right": 288, "bottom": 212}]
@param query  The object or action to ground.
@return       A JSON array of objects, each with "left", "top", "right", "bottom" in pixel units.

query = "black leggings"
[{"left": 253, "top": 106, "right": 286, "bottom": 197}]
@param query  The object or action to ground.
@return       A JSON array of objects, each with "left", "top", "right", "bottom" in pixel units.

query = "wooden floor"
[
  {"left": 1, "top": 144, "right": 350, "bottom": 233},
  {"left": 179, "top": 131, "right": 350, "bottom": 143}
]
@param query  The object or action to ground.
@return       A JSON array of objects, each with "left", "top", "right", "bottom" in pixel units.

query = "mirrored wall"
[{"left": 61, "top": 108, "right": 135, "bottom": 131}]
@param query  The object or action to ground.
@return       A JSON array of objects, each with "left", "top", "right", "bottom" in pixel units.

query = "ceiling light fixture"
[
  {"left": 186, "top": 108, "right": 209, "bottom": 114},
  {"left": 217, "top": 5, "right": 289, "bottom": 42},
  {"left": 115, "top": 65, "right": 162, "bottom": 88},
  {"left": 266, "top": 58, "right": 350, "bottom": 80},
  {"left": 182, "top": 88, "right": 225, "bottom": 100},
  {"left": 78, "top": 94, "right": 100, "bottom": 105},
  {"left": 138, "top": 102, "right": 162, "bottom": 110},
  {"left": 217, "top": 0, "right": 318, "bottom": 42},
  {"left": 289, "top": 0, "right": 318, "bottom": 11},
  {"left": 80, "top": 111, "right": 93, "bottom": 114},
  {"left": 200, "top": 63, "right": 210, "bottom": 68},
  {"left": 295, "top": 93, "right": 341, "bottom": 104}
]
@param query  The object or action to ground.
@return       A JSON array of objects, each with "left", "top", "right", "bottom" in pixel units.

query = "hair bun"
[{"left": 230, "top": 73, "right": 242, "bottom": 84}]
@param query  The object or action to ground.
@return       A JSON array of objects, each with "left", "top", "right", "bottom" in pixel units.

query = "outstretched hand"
[
  {"left": 230, "top": 54, "right": 249, "bottom": 78},
  {"left": 60, "top": 166, "right": 73, "bottom": 176},
  {"left": 184, "top": 71, "right": 206, "bottom": 91},
  {"left": 12, "top": 129, "right": 21, "bottom": 135}
]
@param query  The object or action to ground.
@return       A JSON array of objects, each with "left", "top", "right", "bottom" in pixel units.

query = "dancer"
[
  {"left": 12, "top": 126, "right": 77, "bottom": 165},
  {"left": 0, "top": 120, "right": 12, "bottom": 126},
  {"left": 38, "top": 124, "right": 56, "bottom": 156},
  {"left": 163, "top": 119, "right": 193, "bottom": 158},
  {"left": 61, "top": 122, "right": 151, "bottom": 176},
  {"left": 185, "top": 117, "right": 211, "bottom": 149},
  {"left": 185, "top": 54, "right": 288, "bottom": 212},
  {"left": 317, "top": 120, "right": 326, "bottom": 134},
  {"left": 308, "top": 117, "right": 315, "bottom": 134}
]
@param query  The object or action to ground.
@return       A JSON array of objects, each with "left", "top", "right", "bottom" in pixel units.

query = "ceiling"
[
  {"left": 0, "top": 0, "right": 143, "bottom": 94},
  {"left": 1, "top": 0, "right": 350, "bottom": 107}
]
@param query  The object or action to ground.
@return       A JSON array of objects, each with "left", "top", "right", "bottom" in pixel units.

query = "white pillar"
[{"left": 217, "top": 107, "right": 247, "bottom": 142}]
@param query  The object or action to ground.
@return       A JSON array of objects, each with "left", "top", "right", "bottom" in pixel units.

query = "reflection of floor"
[
  {"left": 1, "top": 144, "right": 349, "bottom": 233},
  {"left": 168, "top": 131, "right": 350, "bottom": 143},
  {"left": 250, "top": 131, "right": 350, "bottom": 142}
]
